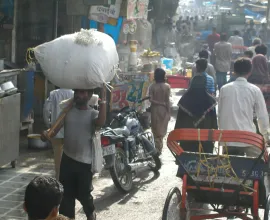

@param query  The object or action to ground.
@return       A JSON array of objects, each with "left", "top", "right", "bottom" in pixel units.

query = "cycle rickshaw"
[{"left": 162, "top": 129, "right": 270, "bottom": 220}]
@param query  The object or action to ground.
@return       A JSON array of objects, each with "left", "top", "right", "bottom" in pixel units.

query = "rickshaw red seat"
[{"left": 167, "top": 129, "right": 268, "bottom": 162}]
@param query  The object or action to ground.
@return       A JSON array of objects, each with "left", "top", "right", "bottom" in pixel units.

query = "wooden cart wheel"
[
  {"left": 162, "top": 187, "right": 188, "bottom": 220},
  {"left": 264, "top": 195, "right": 270, "bottom": 220}
]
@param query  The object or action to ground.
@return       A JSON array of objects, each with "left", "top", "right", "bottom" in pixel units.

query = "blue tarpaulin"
[
  {"left": 244, "top": 8, "right": 263, "bottom": 19},
  {"left": 1, "top": 0, "right": 14, "bottom": 18},
  {"left": 196, "top": 30, "right": 212, "bottom": 41}
]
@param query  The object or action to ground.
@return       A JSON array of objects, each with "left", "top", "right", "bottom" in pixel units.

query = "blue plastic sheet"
[
  {"left": 244, "top": 8, "right": 263, "bottom": 19},
  {"left": 161, "top": 58, "right": 174, "bottom": 70},
  {"left": 1, "top": 0, "right": 14, "bottom": 18},
  {"left": 196, "top": 30, "right": 212, "bottom": 41}
]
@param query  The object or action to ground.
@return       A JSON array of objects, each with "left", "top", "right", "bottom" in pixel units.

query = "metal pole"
[
  {"left": 11, "top": 0, "right": 18, "bottom": 87},
  {"left": 53, "top": 0, "right": 59, "bottom": 39},
  {"left": 49, "top": 0, "right": 59, "bottom": 92},
  {"left": 11, "top": 0, "right": 18, "bottom": 63},
  {"left": 267, "top": 0, "right": 270, "bottom": 29}
]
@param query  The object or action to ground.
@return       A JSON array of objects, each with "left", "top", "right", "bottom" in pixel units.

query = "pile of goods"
[
  {"left": 33, "top": 29, "right": 119, "bottom": 89},
  {"left": 141, "top": 48, "right": 160, "bottom": 57},
  {"left": 140, "top": 48, "right": 161, "bottom": 70}
]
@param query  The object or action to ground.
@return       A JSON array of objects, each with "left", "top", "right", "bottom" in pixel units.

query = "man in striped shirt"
[{"left": 195, "top": 58, "right": 215, "bottom": 95}]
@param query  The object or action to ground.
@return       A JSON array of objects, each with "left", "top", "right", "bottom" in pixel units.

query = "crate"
[{"left": 167, "top": 75, "right": 191, "bottom": 89}]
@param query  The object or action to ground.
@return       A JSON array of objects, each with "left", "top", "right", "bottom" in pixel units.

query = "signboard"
[
  {"left": 177, "top": 153, "right": 265, "bottom": 180},
  {"left": 89, "top": 0, "right": 122, "bottom": 24},
  {"left": 89, "top": 6, "right": 110, "bottom": 23},
  {"left": 127, "top": 0, "right": 149, "bottom": 20},
  {"left": 110, "top": 73, "right": 151, "bottom": 111}
]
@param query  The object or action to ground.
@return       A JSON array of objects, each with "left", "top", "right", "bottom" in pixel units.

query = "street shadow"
[
  {"left": 0, "top": 151, "right": 53, "bottom": 176},
  {"left": 87, "top": 169, "right": 160, "bottom": 213}
]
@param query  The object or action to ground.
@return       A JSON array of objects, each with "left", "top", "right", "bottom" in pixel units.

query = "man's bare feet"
[{"left": 88, "top": 212, "right": 96, "bottom": 220}]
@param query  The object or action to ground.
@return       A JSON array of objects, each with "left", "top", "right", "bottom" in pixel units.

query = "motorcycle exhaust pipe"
[{"left": 128, "top": 159, "right": 152, "bottom": 171}]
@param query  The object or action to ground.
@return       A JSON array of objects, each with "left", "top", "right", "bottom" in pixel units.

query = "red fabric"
[
  {"left": 167, "top": 75, "right": 190, "bottom": 89},
  {"left": 207, "top": 33, "right": 220, "bottom": 51}
]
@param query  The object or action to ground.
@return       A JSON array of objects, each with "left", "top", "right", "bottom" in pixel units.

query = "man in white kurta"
[{"left": 218, "top": 57, "right": 270, "bottom": 156}]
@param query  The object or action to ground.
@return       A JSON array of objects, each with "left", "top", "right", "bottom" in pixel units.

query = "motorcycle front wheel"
[{"left": 109, "top": 148, "right": 133, "bottom": 193}]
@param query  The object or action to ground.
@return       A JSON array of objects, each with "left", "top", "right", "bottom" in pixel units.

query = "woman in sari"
[
  {"left": 149, "top": 68, "right": 171, "bottom": 155},
  {"left": 175, "top": 75, "right": 218, "bottom": 153},
  {"left": 248, "top": 54, "right": 270, "bottom": 84}
]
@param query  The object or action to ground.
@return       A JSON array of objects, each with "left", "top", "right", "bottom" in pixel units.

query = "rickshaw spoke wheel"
[{"left": 162, "top": 187, "right": 188, "bottom": 220}]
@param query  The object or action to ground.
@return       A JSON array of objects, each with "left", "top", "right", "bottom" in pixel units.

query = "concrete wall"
[
  {"left": 16, "top": 0, "right": 54, "bottom": 66},
  {"left": 15, "top": 0, "right": 82, "bottom": 66}
]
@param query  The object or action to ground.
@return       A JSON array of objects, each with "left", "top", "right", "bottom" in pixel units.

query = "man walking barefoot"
[{"left": 42, "top": 85, "right": 107, "bottom": 220}]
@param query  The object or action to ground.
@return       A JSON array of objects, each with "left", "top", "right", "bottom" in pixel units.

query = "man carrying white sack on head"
[
  {"left": 42, "top": 86, "right": 106, "bottom": 220},
  {"left": 36, "top": 29, "right": 118, "bottom": 220}
]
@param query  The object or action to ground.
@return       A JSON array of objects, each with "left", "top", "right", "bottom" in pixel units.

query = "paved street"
[
  {"left": 0, "top": 150, "right": 55, "bottom": 220},
  {"left": 0, "top": 90, "right": 266, "bottom": 219},
  {"left": 0, "top": 114, "right": 179, "bottom": 220}
]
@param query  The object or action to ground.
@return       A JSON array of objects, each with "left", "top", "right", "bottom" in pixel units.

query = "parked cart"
[
  {"left": 162, "top": 129, "right": 270, "bottom": 220},
  {"left": 167, "top": 75, "right": 191, "bottom": 89}
]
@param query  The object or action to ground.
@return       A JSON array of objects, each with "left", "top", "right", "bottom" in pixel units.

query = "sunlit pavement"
[
  {"left": 0, "top": 89, "right": 265, "bottom": 219},
  {"left": 0, "top": 150, "right": 55, "bottom": 219}
]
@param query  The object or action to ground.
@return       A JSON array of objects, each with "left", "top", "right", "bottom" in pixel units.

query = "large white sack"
[{"left": 34, "top": 29, "right": 119, "bottom": 89}]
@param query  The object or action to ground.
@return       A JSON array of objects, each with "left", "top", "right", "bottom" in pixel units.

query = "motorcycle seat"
[{"left": 113, "top": 127, "right": 130, "bottom": 137}]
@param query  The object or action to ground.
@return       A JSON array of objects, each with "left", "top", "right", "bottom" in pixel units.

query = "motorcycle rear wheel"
[{"left": 110, "top": 148, "right": 133, "bottom": 193}]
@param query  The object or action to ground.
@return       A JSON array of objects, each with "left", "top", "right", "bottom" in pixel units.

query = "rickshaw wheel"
[
  {"left": 162, "top": 187, "right": 189, "bottom": 220},
  {"left": 263, "top": 194, "right": 270, "bottom": 220}
]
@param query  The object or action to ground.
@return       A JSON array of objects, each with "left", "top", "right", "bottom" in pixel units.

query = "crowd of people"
[
  {"left": 144, "top": 26, "right": 270, "bottom": 158},
  {"left": 205, "top": 25, "right": 270, "bottom": 89},
  {"left": 176, "top": 15, "right": 216, "bottom": 34},
  {"left": 171, "top": 23, "right": 270, "bottom": 158},
  {"left": 175, "top": 56, "right": 269, "bottom": 157},
  {"left": 156, "top": 15, "right": 216, "bottom": 53}
]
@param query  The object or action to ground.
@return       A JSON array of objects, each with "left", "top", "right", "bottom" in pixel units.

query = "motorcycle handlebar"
[
  {"left": 138, "top": 96, "right": 150, "bottom": 103},
  {"left": 129, "top": 96, "right": 150, "bottom": 105},
  {"left": 117, "top": 96, "right": 150, "bottom": 115}
]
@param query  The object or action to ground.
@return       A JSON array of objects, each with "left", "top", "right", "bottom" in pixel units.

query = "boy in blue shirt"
[{"left": 195, "top": 58, "right": 215, "bottom": 95}]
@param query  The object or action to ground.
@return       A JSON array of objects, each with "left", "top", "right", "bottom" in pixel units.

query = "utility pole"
[{"left": 267, "top": 0, "right": 270, "bottom": 28}]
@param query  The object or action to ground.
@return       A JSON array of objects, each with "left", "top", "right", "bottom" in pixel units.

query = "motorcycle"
[{"left": 101, "top": 97, "right": 161, "bottom": 193}]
